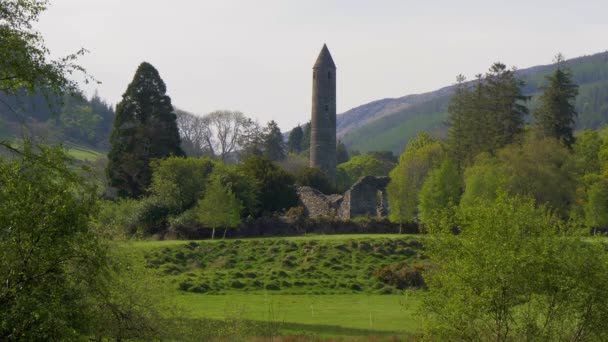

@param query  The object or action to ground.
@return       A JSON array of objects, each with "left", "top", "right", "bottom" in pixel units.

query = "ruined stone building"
[{"left": 299, "top": 45, "right": 390, "bottom": 220}]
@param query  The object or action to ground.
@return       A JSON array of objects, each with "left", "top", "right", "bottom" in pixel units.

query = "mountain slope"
[{"left": 339, "top": 50, "right": 608, "bottom": 154}]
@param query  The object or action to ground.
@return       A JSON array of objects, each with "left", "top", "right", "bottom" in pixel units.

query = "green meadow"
[{"left": 125, "top": 235, "right": 425, "bottom": 339}]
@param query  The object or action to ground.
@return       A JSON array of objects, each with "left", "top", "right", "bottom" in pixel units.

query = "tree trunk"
[
  {"left": 223, "top": 227, "right": 228, "bottom": 239},
  {"left": 211, "top": 227, "right": 215, "bottom": 240},
  {"left": 399, "top": 223, "right": 402, "bottom": 235}
]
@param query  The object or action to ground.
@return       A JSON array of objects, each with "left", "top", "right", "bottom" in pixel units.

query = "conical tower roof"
[{"left": 313, "top": 44, "right": 336, "bottom": 69}]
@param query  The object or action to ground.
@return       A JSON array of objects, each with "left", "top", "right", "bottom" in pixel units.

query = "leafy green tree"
[
  {"left": 239, "top": 156, "right": 298, "bottom": 215},
  {"left": 585, "top": 178, "right": 608, "bottom": 231},
  {"left": 423, "top": 192, "right": 608, "bottom": 341},
  {"left": 533, "top": 54, "right": 579, "bottom": 148},
  {"left": 461, "top": 136, "right": 577, "bottom": 216},
  {"left": 575, "top": 130, "right": 603, "bottom": 175},
  {"left": 287, "top": 125, "right": 303, "bottom": 154},
  {"left": 196, "top": 177, "right": 243, "bottom": 239},
  {"left": 0, "top": 0, "right": 89, "bottom": 99},
  {"left": 0, "top": 143, "right": 102, "bottom": 339},
  {"left": 295, "top": 167, "right": 334, "bottom": 194},
  {"left": 149, "top": 156, "right": 215, "bottom": 212},
  {"left": 336, "top": 140, "right": 350, "bottom": 164},
  {"left": 387, "top": 133, "right": 445, "bottom": 225},
  {"left": 210, "top": 162, "right": 260, "bottom": 218},
  {"left": 262, "top": 120, "right": 286, "bottom": 161},
  {"left": 336, "top": 153, "right": 385, "bottom": 191},
  {"left": 107, "top": 62, "right": 184, "bottom": 198},
  {"left": 417, "top": 158, "right": 461, "bottom": 227}
]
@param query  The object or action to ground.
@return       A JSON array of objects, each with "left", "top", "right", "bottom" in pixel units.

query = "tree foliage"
[
  {"left": 0, "top": 0, "right": 90, "bottom": 98},
  {"left": 149, "top": 156, "right": 215, "bottom": 212},
  {"left": 107, "top": 62, "right": 184, "bottom": 198},
  {"left": 0, "top": 143, "right": 101, "bottom": 339},
  {"left": 461, "top": 136, "right": 577, "bottom": 216},
  {"left": 533, "top": 54, "right": 579, "bottom": 147},
  {"left": 387, "top": 132, "right": 445, "bottom": 224},
  {"left": 417, "top": 158, "right": 461, "bottom": 227},
  {"left": 294, "top": 167, "right": 334, "bottom": 194},
  {"left": 447, "top": 63, "right": 529, "bottom": 168},
  {"left": 336, "top": 153, "right": 385, "bottom": 191},
  {"left": 239, "top": 156, "right": 298, "bottom": 215},
  {"left": 196, "top": 177, "right": 243, "bottom": 239},
  {"left": 287, "top": 125, "right": 303, "bottom": 154},
  {"left": 262, "top": 120, "right": 286, "bottom": 161},
  {"left": 423, "top": 193, "right": 608, "bottom": 341}
]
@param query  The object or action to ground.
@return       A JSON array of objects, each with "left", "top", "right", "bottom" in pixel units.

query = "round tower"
[{"left": 310, "top": 44, "right": 337, "bottom": 182}]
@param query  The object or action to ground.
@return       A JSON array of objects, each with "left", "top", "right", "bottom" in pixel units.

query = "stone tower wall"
[{"left": 310, "top": 47, "right": 337, "bottom": 181}]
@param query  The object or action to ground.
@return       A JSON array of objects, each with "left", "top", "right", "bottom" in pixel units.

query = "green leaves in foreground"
[{"left": 422, "top": 192, "right": 608, "bottom": 341}]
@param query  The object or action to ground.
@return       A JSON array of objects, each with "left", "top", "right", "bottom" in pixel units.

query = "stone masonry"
[{"left": 297, "top": 176, "right": 390, "bottom": 220}]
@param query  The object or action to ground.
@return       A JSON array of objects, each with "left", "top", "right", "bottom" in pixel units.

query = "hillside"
[
  {"left": 0, "top": 91, "right": 114, "bottom": 151},
  {"left": 339, "top": 50, "right": 608, "bottom": 154}
]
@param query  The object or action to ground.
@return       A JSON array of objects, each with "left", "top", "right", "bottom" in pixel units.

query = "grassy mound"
[{"left": 144, "top": 235, "right": 426, "bottom": 295}]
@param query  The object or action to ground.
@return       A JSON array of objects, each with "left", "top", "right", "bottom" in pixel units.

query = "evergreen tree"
[
  {"left": 446, "top": 63, "right": 528, "bottom": 168},
  {"left": 262, "top": 120, "right": 286, "bottom": 161},
  {"left": 107, "top": 62, "right": 184, "bottom": 198},
  {"left": 533, "top": 54, "right": 579, "bottom": 148},
  {"left": 287, "top": 125, "right": 304, "bottom": 153},
  {"left": 301, "top": 122, "right": 312, "bottom": 152},
  {"left": 447, "top": 75, "right": 472, "bottom": 171},
  {"left": 336, "top": 140, "right": 350, "bottom": 164}
]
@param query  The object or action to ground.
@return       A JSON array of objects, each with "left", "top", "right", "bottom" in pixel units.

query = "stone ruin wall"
[{"left": 297, "top": 176, "right": 390, "bottom": 220}]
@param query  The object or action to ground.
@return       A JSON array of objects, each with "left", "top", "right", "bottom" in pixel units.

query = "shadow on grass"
[{"left": 280, "top": 321, "right": 407, "bottom": 337}]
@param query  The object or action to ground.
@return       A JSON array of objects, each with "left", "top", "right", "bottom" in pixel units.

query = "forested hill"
[
  {"left": 339, "top": 50, "right": 608, "bottom": 154},
  {"left": 0, "top": 91, "right": 114, "bottom": 150}
]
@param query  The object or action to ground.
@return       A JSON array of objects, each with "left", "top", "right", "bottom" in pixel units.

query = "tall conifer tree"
[
  {"left": 534, "top": 54, "right": 579, "bottom": 147},
  {"left": 287, "top": 125, "right": 304, "bottom": 153},
  {"left": 107, "top": 62, "right": 184, "bottom": 198},
  {"left": 262, "top": 120, "right": 286, "bottom": 161}
]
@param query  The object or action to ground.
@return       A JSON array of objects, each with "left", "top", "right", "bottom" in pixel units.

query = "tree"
[
  {"left": 107, "top": 62, "right": 184, "bottom": 198},
  {"left": 195, "top": 177, "right": 243, "bottom": 239},
  {"left": 423, "top": 193, "right": 608, "bottom": 340},
  {"left": 446, "top": 64, "right": 529, "bottom": 168},
  {"left": 287, "top": 125, "right": 304, "bottom": 154},
  {"left": 149, "top": 156, "right": 215, "bottom": 212},
  {"left": 460, "top": 136, "right": 577, "bottom": 216},
  {"left": 204, "top": 110, "right": 254, "bottom": 161},
  {"left": 585, "top": 179, "right": 608, "bottom": 231},
  {"left": 0, "top": 143, "right": 102, "bottom": 339},
  {"left": 417, "top": 158, "right": 461, "bottom": 227},
  {"left": 0, "top": 0, "right": 89, "bottom": 99},
  {"left": 262, "top": 120, "right": 286, "bottom": 161},
  {"left": 175, "top": 109, "right": 214, "bottom": 158},
  {"left": 534, "top": 54, "right": 579, "bottom": 148},
  {"left": 294, "top": 167, "right": 334, "bottom": 194},
  {"left": 336, "top": 140, "right": 349, "bottom": 164},
  {"left": 336, "top": 154, "right": 385, "bottom": 191},
  {"left": 575, "top": 130, "right": 602, "bottom": 176},
  {"left": 387, "top": 133, "right": 445, "bottom": 225},
  {"left": 239, "top": 156, "right": 298, "bottom": 215},
  {"left": 301, "top": 122, "right": 311, "bottom": 153}
]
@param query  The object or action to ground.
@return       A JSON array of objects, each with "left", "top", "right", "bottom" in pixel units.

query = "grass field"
[
  {"left": 172, "top": 292, "right": 422, "bottom": 338},
  {"left": 126, "top": 234, "right": 426, "bottom": 339}
]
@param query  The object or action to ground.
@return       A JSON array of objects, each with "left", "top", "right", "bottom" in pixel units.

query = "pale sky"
[{"left": 38, "top": 0, "right": 608, "bottom": 131}]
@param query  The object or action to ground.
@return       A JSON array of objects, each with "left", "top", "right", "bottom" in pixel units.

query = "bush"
[
  {"left": 294, "top": 167, "right": 334, "bottom": 194},
  {"left": 373, "top": 263, "right": 426, "bottom": 289},
  {"left": 239, "top": 156, "right": 298, "bottom": 215}
]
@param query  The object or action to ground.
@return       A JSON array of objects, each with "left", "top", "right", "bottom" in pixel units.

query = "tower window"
[
  {"left": 325, "top": 104, "right": 329, "bottom": 111},
  {"left": 328, "top": 71, "right": 332, "bottom": 79}
]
